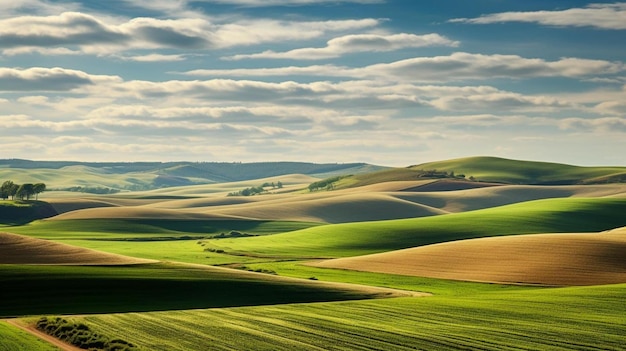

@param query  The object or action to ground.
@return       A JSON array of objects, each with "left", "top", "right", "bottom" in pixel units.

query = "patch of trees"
[
  {"left": 1, "top": 180, "right": 46, "bottom": 200},
  {"left": 36, "top": 317, "right": 138, "bottom": 351},
  {"left": 58, "top": 186, "right": 121, "bottom": 194},
  {"left": 227, "top": 181, "right": 283, "bottom": 196},
  {"left": 308, "top": 175, "right": 350, "bottom": 192},
  {"left": 211, "top": 230, "right": 258, "bottom": 239},
  {"left": 413, "top": 169, "right": 475, "bottom": 181}
]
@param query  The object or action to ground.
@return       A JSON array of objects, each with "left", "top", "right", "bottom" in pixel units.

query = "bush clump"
[{"left": 36, "top": 317, "right": 139, "bottom": 351}]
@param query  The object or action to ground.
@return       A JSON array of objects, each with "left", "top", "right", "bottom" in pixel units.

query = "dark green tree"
[
  {"left": 16, "top": 183, "right": 34, "bottom": 200},
  {"left": 33, "top": 183, "right": 46, "bottom": 200},
  {"left": 1, "top": 181, "right": 18, "bottom": 200}
]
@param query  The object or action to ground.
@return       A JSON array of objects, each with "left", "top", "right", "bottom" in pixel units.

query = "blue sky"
[{"left": 0, "top": 0, "right": 624, "bottom": 166}]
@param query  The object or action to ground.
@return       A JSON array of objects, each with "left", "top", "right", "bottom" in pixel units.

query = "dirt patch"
[{"left": 312, "top": 230, "right": 626, "bottom": 286}]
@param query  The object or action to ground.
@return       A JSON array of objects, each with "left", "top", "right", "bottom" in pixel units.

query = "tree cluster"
[
  {"left": 308, "top": 175, "right": 349, "bottom": 192},
  {"left": 1, "top": 180, "right": 46, "bottom": 200},
  {"left": 227, "top": 181, "right": 283, "bottom": 197}
]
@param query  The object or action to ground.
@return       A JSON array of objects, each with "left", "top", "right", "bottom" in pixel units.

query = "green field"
[
  {"left": 201, "top": 197, "right": 626, "bottom": 258},
  {"left": 2, "top": 157, "right": 626, "bottom": 350},
  {"left": 0, "top": 262, "right": 404, "bottom": 317},
  {"left": 9, "top": 219, "right": 322, "bottom": 240},
  {"left": 0, "top": 321, "right": 59, "bottom": 351},
  {"left": 413, "top": 156, "right": 626, "bottom": 184},
  {"left": 72, "top": 283, "right": 626, "bottom": 350}
]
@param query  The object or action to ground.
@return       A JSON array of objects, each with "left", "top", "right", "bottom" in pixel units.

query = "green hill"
[
  {"left": 324, "top": 156, "right": 626, "bottom": 190},
  {"left": 411, "top": 156, "right": 626, "bottom": 185},
  {"left": 0, "top": 263, "right": 399, "bottom": 317},
  {"left": 0, "top": 160, "right": 386, "bottom": 191},
  {"left": 205, "top": 197, "right": 626, "bottom": 258}
]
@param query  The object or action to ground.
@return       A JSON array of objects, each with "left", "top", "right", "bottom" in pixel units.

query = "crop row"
[{"left": 81, "top": 283, "right": 626, "bottom": 350}]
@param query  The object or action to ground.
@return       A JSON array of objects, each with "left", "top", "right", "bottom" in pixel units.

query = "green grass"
[
  {"left": 0, "top": 263, "right": 392, "bottom": 318},
  {"left": 61, "top": 239, "right": 276, "bottom": 265},
  {"left": 0, "top": 321, "right": 59, "bottom": 351},
  {"left": 203, "top": 197, "right": 626, "bottom": 258},
  {"left": 8, "top": 219, "right": 321, "bottom": 240},
  {"left": 412, "top": 156, "right": 626, "bottom": 184},
  {"left": 331, "top": 168, "right": 438, "bottom": 189},
  {"left": 0, "top": 166, "right": 158, "bottom": 190},
  {"left": 75, "top": 283, "right": 626, "bottom": 350},
  {"left": 235, "top": 261, "right": 530, "bottom": 296}
]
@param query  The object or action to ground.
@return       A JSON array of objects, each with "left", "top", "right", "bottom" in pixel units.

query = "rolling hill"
[
  {"left": 313, "top": 227, "right": 626, "bottom": 286},
  {"left": 203, "top": 197, "right": 626, "bottom": 258},
  {"left": 0, "top": 159, "right": 386, "bottom": 191},
  {"left": 411, "top": 156, "right": 626, "bottom": 184},
  {"left": 0, "top": 232, "right": 154, "bottom": 265}
]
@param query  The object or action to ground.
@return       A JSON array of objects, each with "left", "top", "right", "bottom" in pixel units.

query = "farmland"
[{"left": 1, "top": 156, "right": 626, "bottom": 350}]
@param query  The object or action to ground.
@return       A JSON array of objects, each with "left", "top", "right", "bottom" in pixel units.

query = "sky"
[{"left": 0, "top": 0, "right": 625, "bottom": 166}]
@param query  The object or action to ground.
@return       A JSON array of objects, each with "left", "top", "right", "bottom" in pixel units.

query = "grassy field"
[
  {"left": 74, "top": 283, "right": 626, "bottom": 350},
  {"left": 413, "top": 156, "right": 626, "bottom": 184},
  {"left": 0, "top": 263, "right": 402, "bottom": 317},
  {"left": 8, "top": 218, "right": 321, "bottom": 240},
  {"left": 201, "top": 197, "right": 626, "bottom": 258},
  {"left": 0, "top": 321, "right": 59, "bottom": 351},
  {"left": 2, "top": 157, "right": 626, "bottom": 350}
]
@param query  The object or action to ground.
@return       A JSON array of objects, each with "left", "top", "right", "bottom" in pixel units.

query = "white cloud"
[
  {"left": 225, "top": 33, "right": 459, "bottom": 60},
  {"left": 213, "top": 19, "right": 379, "bottom": 47},
  {"left": 17, "top": 95, "right": 50, "bottom": 104},
  {"left": 183, "top": 64, "right": 351, "bottom": 77},
  {"left": 122, "top": 54, "right": 187, "bottom": 62},
  {"left": 594, "top": 100, "right": 626, "bottom": 115},
  {"left": 118, "top": 0, "right": 383, "bottom": 15},
  {"left": 0, "top": 0, "right": 81, "bottom": 18},
  {"left": 430, "top": 92, "right": 575, "bottom": 112},
  {"left": 560, "top": 117, "right": 626, "bottom": 132},
  {"left": 185, "top": 52, "right": 625, "bottom": 82},
  {"left": 2, "top": 47, "right": 83, "bottom": 56},
  {"left": 0, "top": 67, "right": 121, "bottom": 91},
  {"left": 197, "top": 0, "right": 383, "bottom": 5},
  {"left": 0, "top": 12, "right": 380, "bottom": 55},
  {"left": 362, "top": 53, "right": 624, "bottom": 81},
  {"left": 451, "top": 3, "right": 626, "bottom": 30}
]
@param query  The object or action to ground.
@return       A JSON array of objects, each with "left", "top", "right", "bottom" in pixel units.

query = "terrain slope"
[
  {"left": 0, "top": 232, "right": 155, "bottom": 265},
  {"left": 314, "top": 226, "right": 626, "bottom": 286}
]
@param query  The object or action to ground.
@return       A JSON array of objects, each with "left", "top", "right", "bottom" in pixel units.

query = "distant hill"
[
  {"left": 410, "top": 156, "right": 626, "bottom": 185},
  {"left": 0, "top": 159, "right": 387, "bottom": 191},
  {"left": 325, "top": 156, "right": 626, "bottom": 190}
]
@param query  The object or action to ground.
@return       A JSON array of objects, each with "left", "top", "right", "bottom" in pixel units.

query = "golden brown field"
[
  {"left": 313, "top": 226, "right": 626, "bottom": 286},
  {"left": 0, "top": 232, "right": 155, "bottom": 265}
]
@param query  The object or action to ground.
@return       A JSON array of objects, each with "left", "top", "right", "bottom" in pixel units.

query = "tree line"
[
  {"left": 227, "top": 181, "right": 283, "bottom": 197},
  {"left": 1, "top": 180, "right": 46, "bottom": 200}
]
